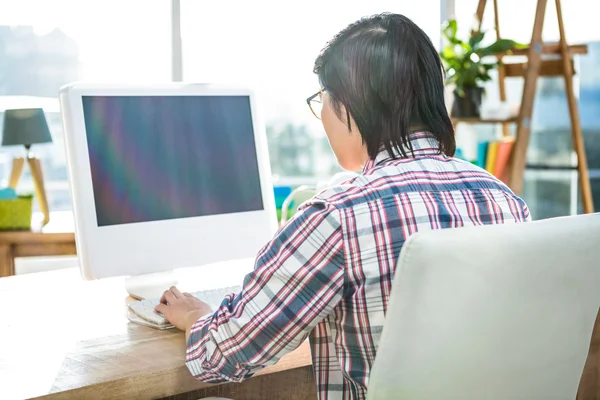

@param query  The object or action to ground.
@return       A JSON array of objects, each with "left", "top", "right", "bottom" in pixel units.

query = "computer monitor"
[{"left": 59, "top": 83, "right": 278, "bottom": 298}]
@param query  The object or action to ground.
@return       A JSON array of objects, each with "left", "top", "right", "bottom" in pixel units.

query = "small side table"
[
  {"left": 0, "top": 231, "right": 76, "bottom": 277},
  {"left": 0, "top": 211, "right": 77, "bottom": 277}
]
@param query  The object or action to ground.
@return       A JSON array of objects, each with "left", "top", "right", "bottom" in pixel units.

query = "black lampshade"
[{"left": 1, "top": 108, "right": 53, "bottom": 147}]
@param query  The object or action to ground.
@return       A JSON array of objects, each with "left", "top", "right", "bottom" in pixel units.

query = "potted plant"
[{"left": 440, "top": 19, "right": 525, "bottom": 118}]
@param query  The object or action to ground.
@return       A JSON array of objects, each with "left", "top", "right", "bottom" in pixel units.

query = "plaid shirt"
[{"left": 186, "top": 131, "right": 530, "bottom": 399}]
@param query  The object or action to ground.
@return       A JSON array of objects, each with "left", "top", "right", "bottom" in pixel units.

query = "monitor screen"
[{"left": 81, "top": 95, "right": 264, "bottom": 227}]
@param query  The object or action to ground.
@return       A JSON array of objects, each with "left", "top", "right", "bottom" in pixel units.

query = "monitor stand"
[{"left": 125, "top": 271, "right": 178, "bottom": 300}]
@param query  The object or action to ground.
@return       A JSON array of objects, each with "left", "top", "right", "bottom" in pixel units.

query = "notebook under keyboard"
[{"left": 127, "top": 285, "right": 241, "bottom": 329}]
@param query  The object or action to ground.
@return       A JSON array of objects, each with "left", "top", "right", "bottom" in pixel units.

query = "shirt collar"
[{"left": 363, "top": 130, "right": 442, "bottom": 173}]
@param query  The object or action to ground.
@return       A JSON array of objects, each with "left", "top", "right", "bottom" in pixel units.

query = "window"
[
  {"left": 452, "top": 0, "right": 600, "bottom": 219},
  {"left": 1, "top": 1, "right": 445, "bottom": 213},
  {"left": 180, "top": 1, "right": 441, "bottom": 185},
  {"left": 0, "top": 0, "right": 171, "bottom": 212}
]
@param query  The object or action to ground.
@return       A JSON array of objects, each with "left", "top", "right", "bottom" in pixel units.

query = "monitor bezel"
[{"left": 59, "top": 83, "right": 278, "bottom": 280}]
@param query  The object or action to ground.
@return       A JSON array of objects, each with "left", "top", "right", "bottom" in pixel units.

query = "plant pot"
[{"left": 451, "top": 87, "right": 483, "bottom": 118}]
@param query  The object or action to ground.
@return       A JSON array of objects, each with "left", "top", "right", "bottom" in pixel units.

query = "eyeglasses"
[{"left": 306, "top": 89, "right": 324, "bottom": 119}]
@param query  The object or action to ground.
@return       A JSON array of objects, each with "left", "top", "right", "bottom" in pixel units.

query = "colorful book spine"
[
  {"left": 476, "top": 138, "right": 515, "bottom": 182},
  {"left": 485, "top": 141, "right": 500, "bottom": 175},
  {"left": 476, "top": 142, "right": 489, "bottom": 169},
  {"left": 493, "top": 138, "right": 515, "bottom": 184}
]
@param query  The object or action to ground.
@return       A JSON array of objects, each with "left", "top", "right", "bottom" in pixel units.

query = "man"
[{"left": 157, "top": 13, "right": 530, "bottom": 400}]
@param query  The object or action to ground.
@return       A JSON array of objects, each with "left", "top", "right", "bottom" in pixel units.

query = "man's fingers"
[
  {"left": 160, "top": 287, "right": 183, "bottom": 304},
  {"left": 163, "top": 290, "right": 176, "bottom": 305},
  {"left": 155, "top": 303, "right": 167, "bottom": 314},
  {"left": 183, "top": 292, "right": 193, "bottom": 298},
  {"left": 159, "top": 291, "right": 168, "bottom": 304},
  {"left": 170, "top": 286, "right": 184, "bottom": 299}
]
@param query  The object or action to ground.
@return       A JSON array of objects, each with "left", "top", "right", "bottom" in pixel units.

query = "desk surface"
[{"left": 0, "top": 268, "right": 312, "bottom": 400}]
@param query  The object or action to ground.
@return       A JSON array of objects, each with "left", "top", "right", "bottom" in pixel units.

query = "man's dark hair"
[{"left": 313, "top": 13, "right": 455, "bottom": 159}]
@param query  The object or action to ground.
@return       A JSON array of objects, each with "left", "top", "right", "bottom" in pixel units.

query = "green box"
[{"left": 0, "top": 195, "right": 33, "bottom": 231}]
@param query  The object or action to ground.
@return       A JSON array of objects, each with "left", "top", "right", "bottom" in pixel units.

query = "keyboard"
[{"left": 127, "top": 285, "right": 241, "bottom": 329}]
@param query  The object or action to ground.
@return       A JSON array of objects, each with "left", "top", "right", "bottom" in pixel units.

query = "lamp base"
[{"left": 8, "top": 156, "right": 50, "bottom": 226}]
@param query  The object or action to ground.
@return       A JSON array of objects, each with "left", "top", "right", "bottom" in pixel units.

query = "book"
[
  {"left": 485, "top": 141, "right": 500, "bottom": 175},
  {"left": 493, "top": 137, "right": 515, "bottom": 183},
  {"left": 476, "top": 142, "right": 489, "bottom": 169}
]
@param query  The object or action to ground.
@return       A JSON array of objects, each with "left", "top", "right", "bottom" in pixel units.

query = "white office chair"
[{"left": 367, "top": 213, "right": 600, "bottom": 400}]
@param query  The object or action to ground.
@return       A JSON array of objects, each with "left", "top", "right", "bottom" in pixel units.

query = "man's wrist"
[{"left": 184, "top": 308, "right": 212, "bottom": 340}]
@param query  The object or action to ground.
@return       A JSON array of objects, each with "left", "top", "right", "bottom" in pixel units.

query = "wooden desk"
[
  {"left": 0, "top": 268, "right": 315, "bottom": 400},
  {"left": 0, "top": 231, "right": 76, "bottom": 277}
]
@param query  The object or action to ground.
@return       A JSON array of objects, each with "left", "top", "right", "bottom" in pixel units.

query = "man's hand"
[{"left": 155, "top": 286, "right": 213, "bottom": 336}]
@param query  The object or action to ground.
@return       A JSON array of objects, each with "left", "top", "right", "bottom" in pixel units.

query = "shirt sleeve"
[
  {"left": 185, "top": 201, "right": 345, "bottom": 383},
  {"left": 523, "top": 202, "right": 532, "bottom": 222}
]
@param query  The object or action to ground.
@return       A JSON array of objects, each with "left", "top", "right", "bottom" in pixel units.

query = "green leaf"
[
  {"left": 469, "top": 31, "right": 486, "bottom": 49},
  {"left": 442, "top": 19, "right": 458, "bottom": 41},
  {"left": 442, "top": 19, "right": 464, "bottom": 45},
  {"left": 480, "top": 73, "right": 493, "bottom": 82},
  {"left": 439, "top": 17, "right": 523, "bottom": 91},
  {"left": 440, "top": 45, "right": 455, "bottom": 60},
  {"left": 477, "top": 39, "right": 526, "bottom": 57}
]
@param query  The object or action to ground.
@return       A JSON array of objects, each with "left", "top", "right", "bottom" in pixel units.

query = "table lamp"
[{"left": 2, "top": 108, "right": 53, "bottom": 225}]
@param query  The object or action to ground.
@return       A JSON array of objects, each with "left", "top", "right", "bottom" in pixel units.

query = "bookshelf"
[{"left": 452, "top": 0, "right": 594, "bottom": 214}]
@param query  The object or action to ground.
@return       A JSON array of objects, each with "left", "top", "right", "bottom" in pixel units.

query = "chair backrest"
[{"left": 367, "top": 214, "right": 600, "bottom": 400}]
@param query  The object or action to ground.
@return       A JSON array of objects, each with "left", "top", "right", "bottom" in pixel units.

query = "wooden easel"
[{"left": 456, "top": 0, "right": 594, "bottom": 214}]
